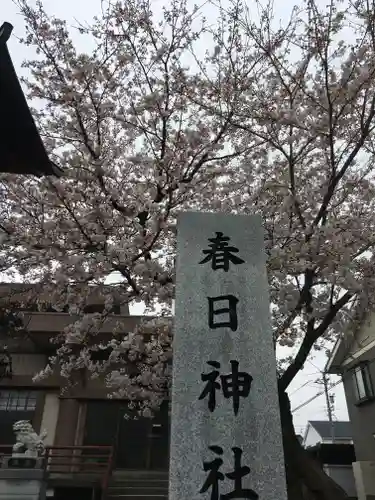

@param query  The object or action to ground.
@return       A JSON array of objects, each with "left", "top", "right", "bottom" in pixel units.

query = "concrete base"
[
  {"left": 0, "top": 468, "right": 46, "bottom": 499},
  {"left": 353, "top": 461, "right": 375, "bottom": 500}
]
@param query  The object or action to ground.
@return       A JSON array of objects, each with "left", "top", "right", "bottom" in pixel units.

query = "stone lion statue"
[{"left": 12, "top": 420, "right": 47, "bottom": 457}]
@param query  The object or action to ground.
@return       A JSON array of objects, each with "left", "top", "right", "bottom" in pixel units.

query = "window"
[
  {"left": 353, "top": 364, "right": 374, "bottom": 403},
  {"left": 0, "top": 390, "right": 37, "bottom": 411}
]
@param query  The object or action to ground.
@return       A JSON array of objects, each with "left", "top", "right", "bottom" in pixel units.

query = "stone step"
[
  {"left": 108, "top": 496, "right": 167, "bottom": 500},
  {"left": 110, "top": 475, "right": 168, "bottom": 487},
  {"left": 110, "top": 479, "right": 169, "bottom": 482},
  {"left": 107, "top": 470, "right": 169, "bottom": 499},
  {"left": 108, "top": 493, "right": 168, "bottom": 498},
  {"left": 109, "top": 487, "right": 168, "bottom": 494},
  {"left": 107, "top": 495, "right": 167, "bottom": 500},
  {"left": 112, "top": 470, "right": 168, "bottom": 478},
  {"left": 109, "top": 484, "right": 168, "bottom": 489},
  {"left": 109, "top": 484, "right": 167, "bottom": 489}
]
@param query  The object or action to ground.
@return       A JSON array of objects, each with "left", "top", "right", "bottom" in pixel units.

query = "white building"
[{"left": 303, "top": 420, "right": 356, "bottom": 499}]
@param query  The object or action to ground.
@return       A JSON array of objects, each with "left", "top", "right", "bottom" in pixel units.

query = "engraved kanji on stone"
[
  {"left": 208, "top": 295, "right": 239, "bottom": 332},
  {"left": 199, "top": 360, "right": 253, "bottom": 415},
  {"left": 200, "top": 232, "right": 244, "bottom": 272},
  {"left": 200, "top": 446, "right": 258, "bottom": 500}
]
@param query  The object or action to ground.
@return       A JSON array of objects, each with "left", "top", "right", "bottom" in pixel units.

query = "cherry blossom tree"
[{"left": 1, "top": 0, "right": 375, "bottom": 498}]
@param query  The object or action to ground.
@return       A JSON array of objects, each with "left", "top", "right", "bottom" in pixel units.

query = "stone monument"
[
  {"left": 0, "top": 420, "right": 47, "bottom": 499},
  {"left": 170, "top": 212, "right": 287, "bottom": 500},
  {"left": 12, "top": 420, "right": 47, "bottom": 459}
]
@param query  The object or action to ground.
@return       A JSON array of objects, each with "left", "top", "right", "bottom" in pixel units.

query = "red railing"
[{"left": 0, "top": 444, "right": 114, "bottom": 499}]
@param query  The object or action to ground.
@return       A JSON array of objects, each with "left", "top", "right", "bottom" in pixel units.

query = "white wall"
[
  {"left": 353, "top": 461, "right": 375, "bottom": 500},
  {"left": 304, "top": 424, "right": 322, "bottom": 447},
  {"left": 347, "top": 312, "right": 375, "bottom": 359},
  {"left": 40, "top": 393, "right": 60, "bottom": 446},
  {"left": 325, "top": 465, "right": 357, "bottom": 498}
]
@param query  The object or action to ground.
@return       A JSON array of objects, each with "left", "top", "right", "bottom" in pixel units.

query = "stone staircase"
[{"left": 106, "top": 470, "right": 168, "bottom": 500}]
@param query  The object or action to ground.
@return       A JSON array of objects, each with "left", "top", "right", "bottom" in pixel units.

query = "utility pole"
[{"left": 323, "top": 372, "right": 335, "bottom": 442}]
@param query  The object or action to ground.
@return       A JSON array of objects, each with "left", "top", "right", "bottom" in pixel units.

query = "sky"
[{"left": 1, "top": 0, "right": 350, "bottom": 436}]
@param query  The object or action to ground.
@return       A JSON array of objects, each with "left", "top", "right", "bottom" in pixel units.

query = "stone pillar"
[
  {"left": 40, "top": 394, "right": 60, "bottom": 447},
  {"left": 171, "top": 212, "right": 287, "bottom": 500},
  {"left": 53, "top": 398, "right": 79, "bottom": 447},
  {"left": 0, "top": 468, "right": 46, "bottom": 500},
  {"left": 51, "top": 398, "right": 80, "bottom": 473}
]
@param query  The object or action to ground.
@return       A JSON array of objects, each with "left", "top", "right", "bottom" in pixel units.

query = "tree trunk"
[{"left": 279, "top": 390, "right": 349, "bottom": 500}]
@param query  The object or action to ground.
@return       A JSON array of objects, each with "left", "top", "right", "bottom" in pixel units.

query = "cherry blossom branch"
[
  {"left": 279, "top": 290, "right": 353, "bottom": 391},
  {"left": 313, "top": 93, "right": 375, "bottom": 228}
]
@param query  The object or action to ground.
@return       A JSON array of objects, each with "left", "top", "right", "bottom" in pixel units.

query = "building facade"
[
  {"left": 0, "top": 284, "right": 170, "bottom": 499},
  {"left": 303, "top": 420, "right": 356, "bottom": 499},
  {"left": 327, "top": 311, "right": 375, "bottom": 500}
]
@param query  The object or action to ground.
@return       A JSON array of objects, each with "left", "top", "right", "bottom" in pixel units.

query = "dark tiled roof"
[{"left": 310, "top": 420, "right": 352, "bottom": 439}]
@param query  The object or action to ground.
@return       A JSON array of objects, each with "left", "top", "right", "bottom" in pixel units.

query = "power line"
[
  {"left": 291, "top": 379, "right": 342, "bottom": 413},
  {"left": 307, "top": 359, "right": 321, "bottom": 371},
  {"left": 289, "top": 377, "right": 320, "bottom": 396},
  {"left": 291, "top": 342, "right": 375, "bottom": 414},
  {"left": 290, "top": 359, "right": 337, "bottom": 417},
  {"left": 288, "top": 370, "right": 323, "bottom": 396}
]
